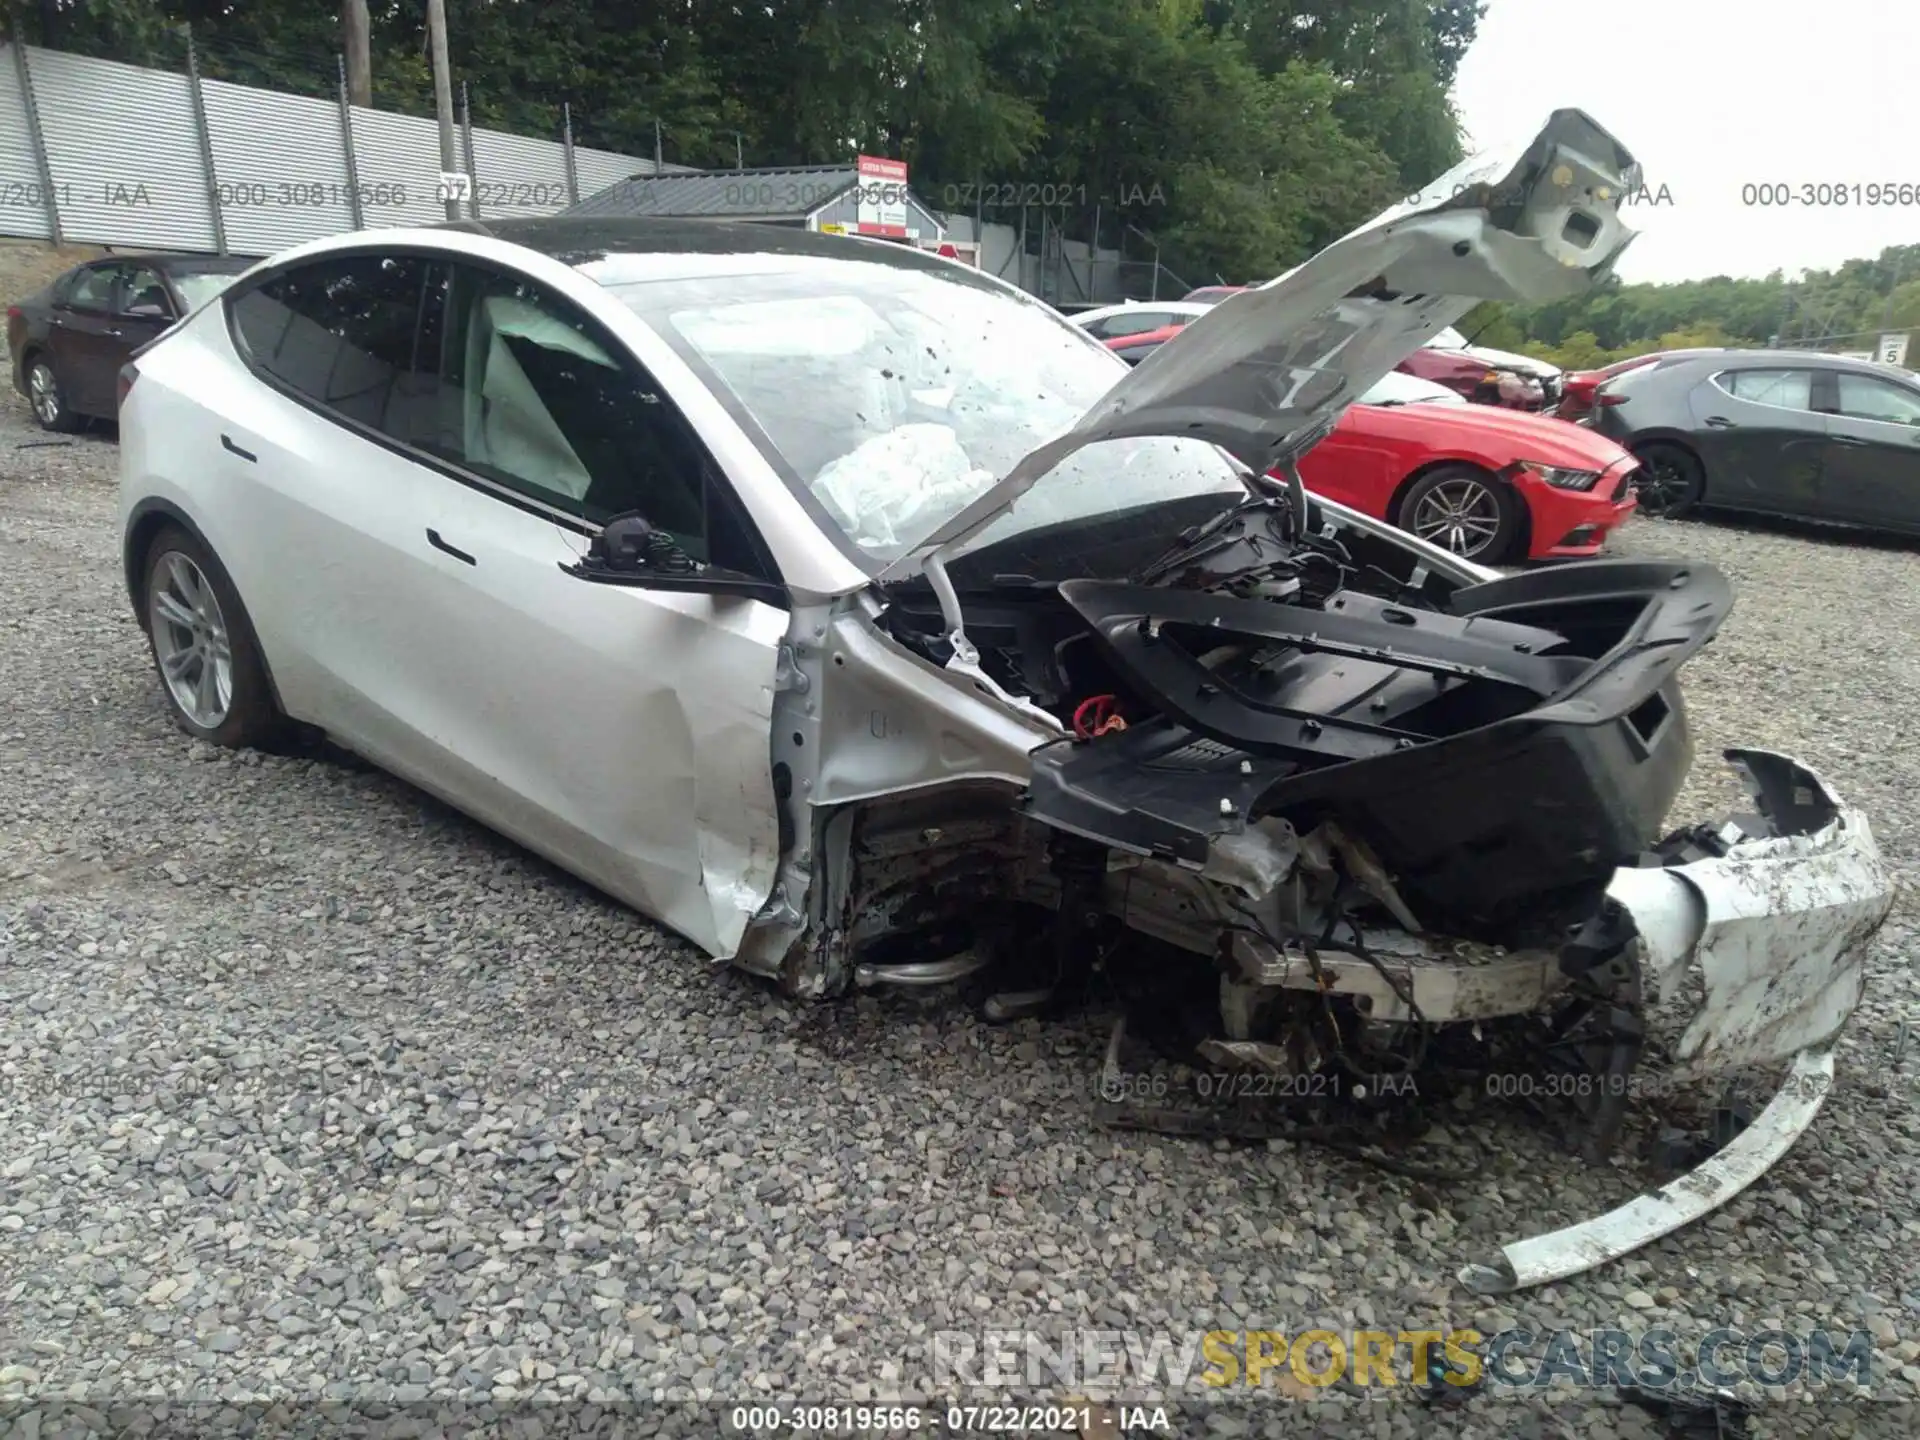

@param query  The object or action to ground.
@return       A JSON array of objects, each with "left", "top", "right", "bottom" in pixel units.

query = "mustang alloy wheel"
[{"left": 1397, "top": 465, "right": 1521, "bottom": 562}]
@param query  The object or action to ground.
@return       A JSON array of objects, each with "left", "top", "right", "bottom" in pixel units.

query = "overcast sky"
[{"left": 1451, "top": 0, "right": 1920, "bottom": 285}]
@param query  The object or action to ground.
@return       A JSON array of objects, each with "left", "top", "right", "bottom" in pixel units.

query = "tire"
[
  {"left": 1631, "top": 442, "right": 1705, "bottom": 519},
  {"left": 1393, "top": 464, "right": 1523, "bottom": 564},
  {"left": 140, "top": 524, "right": 282, "bottom": 748},
  {"left": 25, "top": 352, "right": 84, "bottom": 434}
]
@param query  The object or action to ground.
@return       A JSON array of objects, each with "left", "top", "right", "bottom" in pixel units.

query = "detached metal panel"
[
  {"left": 27, "top": 46, "right": 217, "bottom": 250},
  {"left": 0, "top": 45, "right": 53, "bottom": 240},
  {"left": 202, "top": 78, "right": 353, "bottom": 257},
  {"left": 468, "top": 127, "right": 572, "bottom": 217},
  {"left": 349, "top": 107, "right": 457, "bottom": 229}
]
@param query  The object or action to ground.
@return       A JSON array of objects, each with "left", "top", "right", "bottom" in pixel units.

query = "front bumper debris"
[
  {"left": 1460, "top": 1046, "right": 1838, "bottom": 1295},
  {"left": 1463, "top": 748, "right": 1893, "bottom": 1293},
  {"left": 1609, "top": 749, "right": 1892, "bottom": 1077}
]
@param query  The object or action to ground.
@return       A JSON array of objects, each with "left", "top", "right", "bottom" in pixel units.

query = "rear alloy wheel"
[
  {"left": 142, "top": 525, "right": 282, "bottom": 747},
  {"left": 1396, "top": 465, "right": 1521, "bottom": 563},
  {"left": 1632, "top": 443, "right": 1705, "bottom": 519},
  {"left": 26, "top": 356, "right": 83, "bottom": 433}
]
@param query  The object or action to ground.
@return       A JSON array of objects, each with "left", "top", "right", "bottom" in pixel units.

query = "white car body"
[
  {"left": 118, "top": 110, "right": 1892, "bottom": 1294},
  {"left": 1069, "top": 300, "right": 1212, "bottom": 342}
]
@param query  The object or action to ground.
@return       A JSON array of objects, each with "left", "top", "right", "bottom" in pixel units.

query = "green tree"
[{"left": 7, "top": 0, "right": 1487, "bottom": 284}]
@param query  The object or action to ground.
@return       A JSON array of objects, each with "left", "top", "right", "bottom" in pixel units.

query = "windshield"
[
  {"left": 1359, "top": 370, "right": 1468, "bottom": 405},
  {"left": 172, "top": 271, "right": 241, "bottom": 312},
  {"left": 608, "top": 262, "right": 1243, "bottom": 566}
]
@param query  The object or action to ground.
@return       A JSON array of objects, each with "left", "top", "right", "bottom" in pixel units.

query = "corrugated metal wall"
[
  {"left": 349, "top": 108, "right": 464, "bottom": 230},
  {"left": 27, "top": 47, "right": 217, "bottom": 250},
  {"left": 0, "top": 42, "right": 670, "bottom": 256},
  {"left": 469, "top": 127, "right": 574, "bottom": 216},
  {"left": 0, "top": 47, "right": 53, "bottom": 239},
  {"left": 573, "top": 147, "right": 654, "bottom": 201},
  {"left": 203, "top": 79, "right": 355, "bottom": 255}
]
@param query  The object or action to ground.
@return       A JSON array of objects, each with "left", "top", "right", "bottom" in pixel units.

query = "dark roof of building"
[{"left": 562, "top": 164, "right": 874, "bottom": 222}]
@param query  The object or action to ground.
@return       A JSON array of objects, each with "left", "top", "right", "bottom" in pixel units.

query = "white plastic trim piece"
[{"left": 1459, "top": 1045, "right": 1836, "bottom": 1294}]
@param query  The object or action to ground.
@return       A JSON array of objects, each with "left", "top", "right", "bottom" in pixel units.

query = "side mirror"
[
  {"left": 122, "top": 301, "right": 169, "bottom": 320},
  {"left": 588, "top": 512, "right": 696, "bottom": 575},
  {"left": 562, "top": 510, "right": 788, "bottom": 606}
]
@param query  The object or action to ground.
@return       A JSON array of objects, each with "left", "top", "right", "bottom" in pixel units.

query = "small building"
[{"left": 562, "top": 159, "right": 963, "bottom": 256}]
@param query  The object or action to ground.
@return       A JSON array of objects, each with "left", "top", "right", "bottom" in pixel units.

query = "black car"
[
  {"left": 1593, "top": 349, "right": 1920, "bottom": 533},
  {"left": 7, "top": 252, "right": 255, "bottom": 432}
]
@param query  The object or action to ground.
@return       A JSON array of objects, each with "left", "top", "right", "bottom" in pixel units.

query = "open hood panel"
[{"left": 881, "top": 109, "right": 1638, "bottom": 581}]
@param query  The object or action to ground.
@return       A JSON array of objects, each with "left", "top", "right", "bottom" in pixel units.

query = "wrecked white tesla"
[{"left": 119, "top": 110, "right": 1892, "bottom": 1294}]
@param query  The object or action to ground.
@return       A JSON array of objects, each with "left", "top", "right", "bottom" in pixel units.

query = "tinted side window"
[
  {"left": 426, "top": 263, "right": 713, "bottom": 547},
  {"left": 1103, "top": 312, "right": 1172, "bottom": 339},
  {"left": 1718, "top": 368, "right": 1814, "bottom": 410},
  {"left": 67, "top": 265, "right": 122, "bottom": 311},
  {"left": 122, "top": 266, "right": 171, "bottom": 316},
  {"left": 1835, "top": 372, "right": 1920, "bottom": 425},
  {"left": 229, "top": 254, "right": 428, "bottom": 430}
]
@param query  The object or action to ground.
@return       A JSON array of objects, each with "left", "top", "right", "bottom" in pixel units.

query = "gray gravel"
[{"left": 2, "top": 386, "right": 1919, "bottom": 1438}]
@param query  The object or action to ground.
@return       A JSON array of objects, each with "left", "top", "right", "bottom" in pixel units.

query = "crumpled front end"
[
  {"left": 1607, "top": 750, "right": 1891, "bottom": 1079},
  {"left": 1457, "top": 749, "right": 1893, "bottom": 1293}
]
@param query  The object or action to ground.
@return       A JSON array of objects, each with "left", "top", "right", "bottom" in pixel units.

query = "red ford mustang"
[
  {"left": 1105, "top": 333, "right": 1639, "bottom": 564},
  {"left": 1296, "top": 370, "right": 1639, "bottom": 563}
]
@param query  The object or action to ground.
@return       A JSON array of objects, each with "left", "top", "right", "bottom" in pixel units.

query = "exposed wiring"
[{"left": 1071, "top": 694, "right": 1128, "bottom": 739}]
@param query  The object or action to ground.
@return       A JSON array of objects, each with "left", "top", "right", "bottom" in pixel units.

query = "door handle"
[
  {"left": 1702, "top": 415, "right": 1737, "bottom": 428},
  {"left": 220, "top": 434, "right": 256, "bottom": 462},
  {"left": 106, "top": 327, "right": 124, "bottom": 338},
  {"left": 1829, "top": 435, "right": 1869, "bottom": 448},
  {"left": 426, "top": 528, "right": 476, "bottom": 565}
]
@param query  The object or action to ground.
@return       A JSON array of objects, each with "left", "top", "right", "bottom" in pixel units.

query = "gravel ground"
[{"left": 2, "top": 382, "right": 1918, "bottom": 1439}]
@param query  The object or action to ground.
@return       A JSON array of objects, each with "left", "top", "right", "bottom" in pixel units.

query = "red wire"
[{"left": 1073, "top": 694, "right": 1117, "bottom": 739}]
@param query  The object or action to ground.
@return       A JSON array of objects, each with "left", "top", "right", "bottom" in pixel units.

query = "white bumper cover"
[{"left": 1462, "top": 749, "right": 1894, "bottom": 1294}]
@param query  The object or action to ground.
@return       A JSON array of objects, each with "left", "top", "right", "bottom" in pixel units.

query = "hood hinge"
[{"left": 923, "top": 547, "right": 978, "bottom": 666}]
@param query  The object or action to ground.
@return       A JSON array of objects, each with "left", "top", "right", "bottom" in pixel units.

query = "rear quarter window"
[{"left": 228, "top": 254, "right": 428, "bottom": 429}]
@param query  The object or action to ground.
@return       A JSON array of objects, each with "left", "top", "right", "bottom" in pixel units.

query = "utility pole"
[
  {"left": 426, "top": 0, "right": 460, "bottom": 220},
  {"left": 341, "top": 0, "right": 371, "bottom": 108},
  {"left": 653, "top": 119, "right": 663, "bottom": 172}
]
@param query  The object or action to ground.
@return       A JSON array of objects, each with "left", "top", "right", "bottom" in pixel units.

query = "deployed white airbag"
[{"left": 813, "top": 423, "right": 995, "bottom": 554}]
